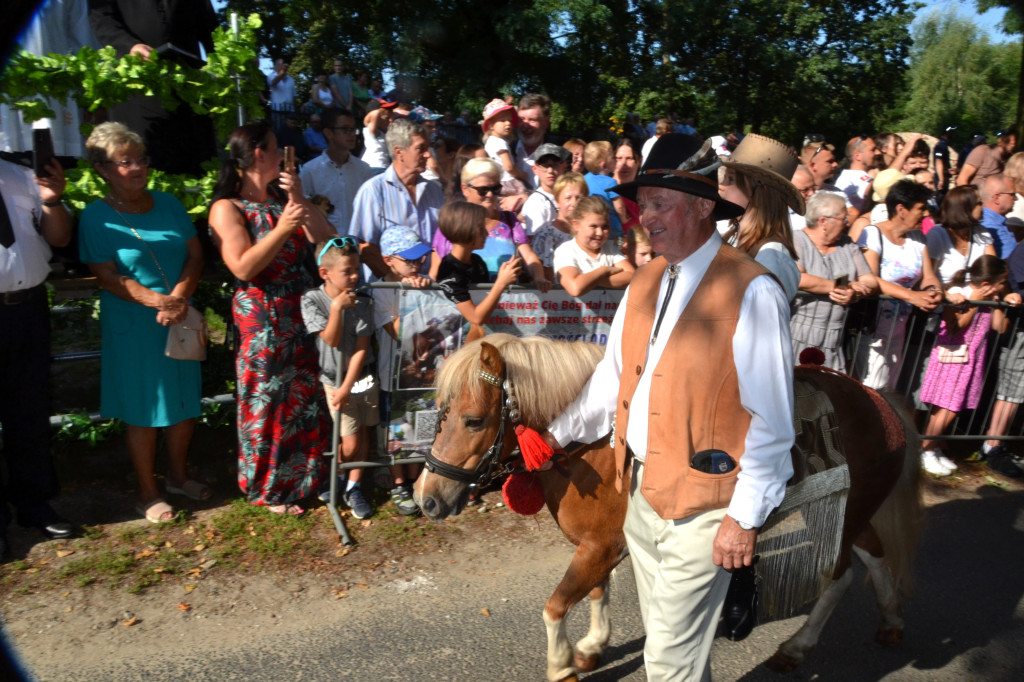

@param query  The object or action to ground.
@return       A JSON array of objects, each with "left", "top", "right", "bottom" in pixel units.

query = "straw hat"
[
  {"left": 611, "top": 134, "right": 745, "bottom": 221},
  {"left": 481, "top": 99, "right": 518, "bottom": 132},
  {"left": 721, "top": 134, "right": 804, "bottom": 215},
  {"left": 871, "top": 169, "right": 907, "bottom": 202}
]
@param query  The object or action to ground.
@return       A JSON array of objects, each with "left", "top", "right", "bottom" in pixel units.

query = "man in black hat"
[{"left": 546, "top": 134, "right": 794, "bottom": 679}]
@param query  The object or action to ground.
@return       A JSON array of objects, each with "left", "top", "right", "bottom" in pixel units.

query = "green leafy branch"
[{"left": 0, "top": 14, "right": 265, "bottom": 142}]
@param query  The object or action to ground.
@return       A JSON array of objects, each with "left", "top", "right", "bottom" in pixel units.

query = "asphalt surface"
[{"left": 16, "top": 489, "right": 1024, "bottom": 681}]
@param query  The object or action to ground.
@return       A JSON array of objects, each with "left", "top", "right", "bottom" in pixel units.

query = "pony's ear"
[{"left": 479, "top": 342, "right": 504, "bottom": 379}]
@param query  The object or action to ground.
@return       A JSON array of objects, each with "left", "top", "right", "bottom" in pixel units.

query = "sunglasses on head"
[{"left": 317, "top": 236, "right": 359, "bottom": 266}]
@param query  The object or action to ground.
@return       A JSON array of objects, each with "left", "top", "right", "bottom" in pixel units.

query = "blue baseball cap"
[{"left": 380, "top": 226, "right": 432, "bottom": 260}]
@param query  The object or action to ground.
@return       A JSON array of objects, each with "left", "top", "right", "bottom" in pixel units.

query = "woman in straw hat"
[{"left": 719, "top": 134, "right": 803, "bottom": 301}]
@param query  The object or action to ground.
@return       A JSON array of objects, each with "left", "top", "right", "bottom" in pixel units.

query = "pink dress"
[{"left": 919, "top": 303, "right": 991, "bottom": 412}]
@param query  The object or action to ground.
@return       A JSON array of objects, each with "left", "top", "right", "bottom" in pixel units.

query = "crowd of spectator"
[{"left": 8, "top": 18, "right": 1024, "bottom": 545}]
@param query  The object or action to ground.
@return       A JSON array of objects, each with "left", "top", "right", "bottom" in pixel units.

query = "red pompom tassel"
[
  {"left": 502, "top": 472, "right": 546, "bottom": 516},
  {"left": 515, "top": 424, "right": 554, "bottom": 471},
  {"left": 799, "top": 347, "right": 826, "bottom": 366}
]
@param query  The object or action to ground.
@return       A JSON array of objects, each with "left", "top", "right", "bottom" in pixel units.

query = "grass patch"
[
  {"left": 56, "top": 548, "right": 136, "bottom": 584},
  {"left": 207, "top": 498, "right": 319, "bottom": 562}
]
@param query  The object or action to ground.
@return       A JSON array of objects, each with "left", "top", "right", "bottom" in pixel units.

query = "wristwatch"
[{"left": 736, "top": 519, "right": 756, "bottom": 531}]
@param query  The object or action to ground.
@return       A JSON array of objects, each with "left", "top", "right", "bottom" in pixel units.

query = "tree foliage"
[
  {"left": 898, "top": 10, "right": 1019, "bottom": 142},
  {"left": 222, "top": 0, "right": 916, "bottom": 145}
]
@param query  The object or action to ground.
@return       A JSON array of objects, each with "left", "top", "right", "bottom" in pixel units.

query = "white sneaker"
[
  {"left": 936, "top": 453, "right": 958, "bottom": 472},
  {"left": 921, "top": 450, "right": 951, "bottom": 476}
]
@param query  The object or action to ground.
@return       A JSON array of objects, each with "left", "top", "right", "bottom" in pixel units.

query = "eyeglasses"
[
  {"left": 465, "top": 183, "right": 502, "bottom": 197},
  {"left": 317, "top": 236, "right": 359, "bottom": 266},
  {"left": 106, "top": 156, "right": 150, "bottom": 170},
  {"left": 823, "top": 215, "right": 847, "bottom": 224},
  {"left": 328, "top": 126, "right": 356, "bottom": 134},
  {"left": 992, "top": 192, "right": 1016, "bottom": 199},
  {"left": 394, "top": 254, "right": 427, "bottom": 266},
  {"left": 796, "top": 185, "right": 819, "bottom": 197}
]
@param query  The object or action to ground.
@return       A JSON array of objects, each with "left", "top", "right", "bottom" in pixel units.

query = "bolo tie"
[{"left": 649, "top": 263, "right": 680, "bottom": 346}]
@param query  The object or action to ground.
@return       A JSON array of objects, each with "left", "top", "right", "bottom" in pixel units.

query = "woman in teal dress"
[
  {"left": 208, "top": 121, "right": 333, "bottom": 515},
  {"left": 79, "top": 122, "right": 208, "bottom": 523}
]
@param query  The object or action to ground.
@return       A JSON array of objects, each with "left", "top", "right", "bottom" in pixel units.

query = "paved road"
[{"left": 19, "top": 489, "right": 1024, "bottom": 681}]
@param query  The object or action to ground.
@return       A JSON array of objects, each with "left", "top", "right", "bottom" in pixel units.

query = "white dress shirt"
[
  {"left": 548, "top": 232, "right": 795, "bottom": 527},
  {"left": 300, "top": 152, "right": 374, "bottom": 236},
  {"left": 0, "top": 160, "right": 51, "bottom": 292}
]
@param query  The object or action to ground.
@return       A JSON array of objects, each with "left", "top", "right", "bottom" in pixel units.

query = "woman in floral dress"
[{"left": 208, "top": 122, "right": 333, "bottom": 515}]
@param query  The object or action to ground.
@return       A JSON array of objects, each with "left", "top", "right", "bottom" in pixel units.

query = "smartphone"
[
  {"left": 33, "top": 128, "right": 55, "bottom": 178},
  {"left": 690, "top": 449, "right": 735, "bottom": 474},
  {"left": 834, "top": 274, "right": 849, "bottom": 287},
  {"left": 282, "top": 145, "right": 296, "bottom": 172}
]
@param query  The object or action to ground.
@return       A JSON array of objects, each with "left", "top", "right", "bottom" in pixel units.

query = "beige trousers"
[{"left": 624, "top": 460, "right": 729, "bottom": 682}]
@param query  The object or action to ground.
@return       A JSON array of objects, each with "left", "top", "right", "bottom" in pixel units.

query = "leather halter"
[{"left": 423, "top": 367, "right": 522, "bottom": 486}]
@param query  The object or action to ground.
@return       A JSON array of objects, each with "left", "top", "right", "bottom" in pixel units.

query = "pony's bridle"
[{"left": 423, "top": 368, "right": 522, "bottom": 487}]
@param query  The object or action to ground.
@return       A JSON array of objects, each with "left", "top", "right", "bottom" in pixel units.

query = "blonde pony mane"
[{"left": 435, "top": 333, "right": 605, "bottom": 430}]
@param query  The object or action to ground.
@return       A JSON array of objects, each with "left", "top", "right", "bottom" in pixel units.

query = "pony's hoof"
[
  {"left": 876, "top": 626, "right": 903, "bottom": 647},
  {"left": 573, "top": 649, "right": 600, "bottom": 671},
  {"left": 763, "top": 651, "right": 801, "bottom": 673}
]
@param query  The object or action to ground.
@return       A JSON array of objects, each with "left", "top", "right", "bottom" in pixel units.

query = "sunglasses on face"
[
  {"left": 106, "top": 156, "right": 150, "bottom": 170},
  {"left": 465, "top": 183, "right": 502, "bottom": 196},
  {"left": 317, "top": 236, "right": 359, "bottom": 266}
]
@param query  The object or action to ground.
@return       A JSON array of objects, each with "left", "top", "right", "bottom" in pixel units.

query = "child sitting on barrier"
[
  {"left": 373, "top": 226, "right": 433, "bottom": 515},
  {"left": 435, "top": 201, "right": 522, "bottom": 342},
  {"left": 622, "top": 224, "right": 654, "bottom": 269},
  {"left": 301, "top": 237, "right": 377, "bottom": 520},
  {"left": 553, "top": 195, "right": 635, "bottom": 296},
  {"left": 919, "top": 255, "right": 1010, "bottom": 477}
]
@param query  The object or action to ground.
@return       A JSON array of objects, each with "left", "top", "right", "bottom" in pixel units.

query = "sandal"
[
  {"left": 136, "top": 499, "right": 175, "bottom": 524},
  {"left": 166, "top": 479, "right": 213, "bottom": 501},
  {"left": 267, "top": 504, "right": 306, "bottom": 517}
]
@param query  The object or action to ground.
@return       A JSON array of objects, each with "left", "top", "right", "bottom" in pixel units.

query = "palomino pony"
[{"left": 414, "top": 334, "right": 923, "bottom": 682}]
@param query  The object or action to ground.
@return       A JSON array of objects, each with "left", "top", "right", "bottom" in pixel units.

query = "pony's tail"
[{"left": 871, "top": 392, "right": 925, "bottom": 596}]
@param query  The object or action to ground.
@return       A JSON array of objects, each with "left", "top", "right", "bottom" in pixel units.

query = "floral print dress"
[{"left": 232, "top": 197, "right": 327, "bottom": 505}]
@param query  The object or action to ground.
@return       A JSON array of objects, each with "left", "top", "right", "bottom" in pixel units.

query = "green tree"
[
  {"left": 898, "top": 10, "right": 1019, "bottom": 141},
  {"left": 975, "top": 0, "right": 1024, "bottom": 145}
]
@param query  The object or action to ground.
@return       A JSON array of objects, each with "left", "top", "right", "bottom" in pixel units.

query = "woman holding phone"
[
  {"left": 207, "top": 121, "right": 333, "bottom": 515},
  {"left": 790, "top": 192, "right": 878, "bottom": 371}
]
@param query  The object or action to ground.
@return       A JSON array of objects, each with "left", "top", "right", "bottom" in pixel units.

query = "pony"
[{"left": 414, "top": 334, "right": 923, "bottom": 682}]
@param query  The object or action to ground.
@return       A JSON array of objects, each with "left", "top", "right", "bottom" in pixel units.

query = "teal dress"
[{"left": 79, "top": 191, "right": 201, "bottom": 427}]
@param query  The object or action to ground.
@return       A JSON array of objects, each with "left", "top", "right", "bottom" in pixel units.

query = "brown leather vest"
[{"left": 613, "top": 245, "right": 769, "bottom": 520}]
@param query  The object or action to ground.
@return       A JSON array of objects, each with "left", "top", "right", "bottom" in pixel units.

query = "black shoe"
[
  {"left": 988, "top": 454, "right": 1023, "bottom": 478},
  {"left": 723, "top": 559, "right": 759, "bottom": 642},
  {"left": 18, "top": 506, "right": 77, "bottom": 540}
]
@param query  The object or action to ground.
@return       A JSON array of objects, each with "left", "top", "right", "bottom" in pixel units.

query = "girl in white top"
[
  {"left": 553, "top": 195, "right": 634, "bottom": 296},
  {"left": 926, "top": 186, "right": 997, "bottom": 287},
  {"left": 311, "top": 74, "right": 335, "bottom": 110},
  {"left": 481, "top": 99, "right": 529, "bottom": 194}
]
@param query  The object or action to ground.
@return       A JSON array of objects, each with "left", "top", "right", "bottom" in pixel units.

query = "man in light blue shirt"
[
  {"left": 980, "top": 174, "right": 1019, "bottom": 259},
  {"left": 349, "top": 118, "right": 443, "bottom": 280}
]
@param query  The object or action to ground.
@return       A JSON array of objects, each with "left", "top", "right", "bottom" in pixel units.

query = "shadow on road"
[{"left": 735, "top": 487, "right": 1024, "bottom": 681}]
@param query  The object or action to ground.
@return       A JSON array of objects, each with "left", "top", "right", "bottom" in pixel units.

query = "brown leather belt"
[{"left": 1, "top": 283, "right": 44, "bottom": 306}]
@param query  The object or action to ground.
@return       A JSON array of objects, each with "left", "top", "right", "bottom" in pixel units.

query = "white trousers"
[{"left": 624, "top": 460, "right": 729, "bottom": 682}]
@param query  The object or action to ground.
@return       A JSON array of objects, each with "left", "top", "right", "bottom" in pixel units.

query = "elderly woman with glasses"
[
  {"left": 79, "top": 122, "right": 207, "bottom": 523},
  {"left": 208, "top": 121, "right": 334, "bottom": 516},
  {"left": 431, "top": 157, "right": 551, "bottom": 291},
  {"left": 790, "top": 192, "right": 879, "bottom": 370}
]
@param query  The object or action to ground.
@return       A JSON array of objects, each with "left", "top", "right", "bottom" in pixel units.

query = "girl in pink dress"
[{"left": 920, "top": 255, "right": 1010, "bottom": 476}]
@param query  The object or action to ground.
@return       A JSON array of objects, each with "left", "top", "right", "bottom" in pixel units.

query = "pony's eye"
[{"left": 463, "top": 416, "right": 485, "bottom": 430}]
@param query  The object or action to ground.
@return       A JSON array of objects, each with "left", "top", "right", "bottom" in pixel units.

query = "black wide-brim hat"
[{"left": 611, "top": 133, "right": 745, "bottom": 221}]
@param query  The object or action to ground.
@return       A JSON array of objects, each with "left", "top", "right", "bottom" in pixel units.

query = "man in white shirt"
[
  {"left": 300, "top": 108, "right": 374, "bottom": 236},
  {"left": 514, "top": 93, "right": 552, "bottom": 189},
  {"left": 267, "top": 58, "right": 296, "bottom": 135},
  {"left": 519, "top": 143, "right": 570, "bottom": 236},
  {"left": 545, "top": 134, "right": 795, "bottom": 680},
  {"left": 834, "top": 136, "right": 880, "bottom": 215},
  {"left": 0, "top": 155, "right": 77, "bottom": 557}
]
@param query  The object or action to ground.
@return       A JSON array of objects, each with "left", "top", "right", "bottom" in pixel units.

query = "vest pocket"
[{"left": 641, "top": 455, "right": 739, "bottom": 520}]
